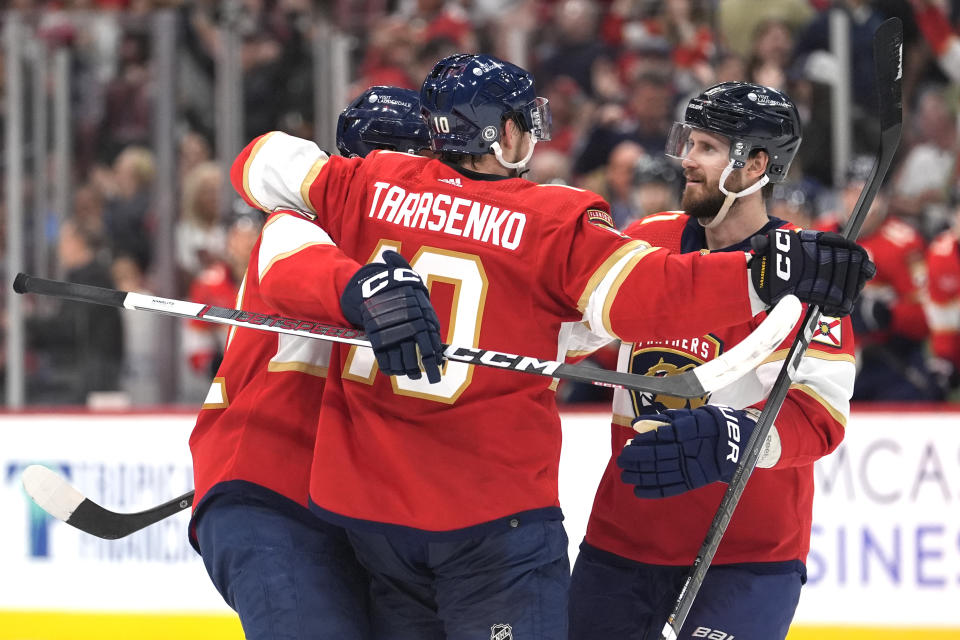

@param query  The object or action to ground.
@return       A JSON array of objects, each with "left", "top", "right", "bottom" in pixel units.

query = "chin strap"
[
  {"left": 700, "top": 160, "right": 770, "bottom": 229},
  {"left": 491, "top": 132, "right": 537, "bottom": 174}
]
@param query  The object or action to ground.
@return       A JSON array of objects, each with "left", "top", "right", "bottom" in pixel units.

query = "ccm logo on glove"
[
  {"left": 361, "top": 267, "right": 422, "bottom": 298},
  {"left": 775, "top": 229, "right": 791, "bottom": 281}
]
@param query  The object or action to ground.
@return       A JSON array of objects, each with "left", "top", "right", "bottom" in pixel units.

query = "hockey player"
[
  {"left": 925, "top": 200, "right": 960, "bottom": 396},
  {"left": 816, "top": 156, "right": 932, "bottom": 400},
  {"left": 230, "top": 56, "right": 874, "bottom": 639},
  {"left": 569, "top": 83, "right": 858, "bottom": 640},
  {"left": 336, "top": 86, "right": 432, "bottom": 158},
  {"left": 188, "top": 86, "right": 432, "bottom": 640}
]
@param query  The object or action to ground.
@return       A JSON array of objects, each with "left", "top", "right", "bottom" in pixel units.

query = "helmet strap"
[
  {"left": 492, "top": 132, "right": 537, "bottom": 174},
  {"left": 701, "top": 160, "right": 769, "bottom": 229}
]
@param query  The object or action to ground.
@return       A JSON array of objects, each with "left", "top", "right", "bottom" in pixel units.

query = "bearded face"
[
  {"left": 681, "top": 161, "right": 751, "bottom": 220},
  {"left": 678, "top": 129, "right": 736, "bottom": 220}
]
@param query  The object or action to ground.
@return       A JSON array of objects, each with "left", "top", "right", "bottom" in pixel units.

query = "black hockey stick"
[
  {"left": 22, "top": 465, "right": 194, "bottom": 540},
  {"left": 659, "top": 17, "right": 903, "bottom": 640},
  {"left": 13, "top": 273, "right": 800, "bottom": 399}
]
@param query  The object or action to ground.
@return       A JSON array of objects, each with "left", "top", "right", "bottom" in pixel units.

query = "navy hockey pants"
[
  {"left": 195, "top": 491, "right": 372, "bottom": 640},
  {"left": 569, "top": 542, "right": 804, "bottom": 640},
  {"left": 344, "top": 519, "right": 569, "bottom": 640}
]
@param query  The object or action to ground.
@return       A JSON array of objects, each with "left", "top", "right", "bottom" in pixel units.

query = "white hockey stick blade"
[
  {"left": 691, "top": 294, "right": 801, "bottom": 393},
  {"left": 21, "top": 464, "right": 84, "bottom": 522}
]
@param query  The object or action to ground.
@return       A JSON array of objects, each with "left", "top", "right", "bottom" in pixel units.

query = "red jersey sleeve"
[
  {"left": 231, "top": 133, "right": 369, "bottom": 325},
  {"left": 744, "top": 310, "right": 855, "bottom": 468},
  {"left": 541, "top": 209, "right": 757, "bottom": 343},
  {"left": 926, "top": 232, "right": 960, "bottom": 367}
]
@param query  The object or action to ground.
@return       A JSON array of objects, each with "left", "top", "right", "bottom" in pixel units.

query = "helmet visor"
[
  {"left": 525, "top": 97, "right": 552, "bottom": 142},
  {"left": 664, "top": 122, "right": 695, "bottom": 160}
]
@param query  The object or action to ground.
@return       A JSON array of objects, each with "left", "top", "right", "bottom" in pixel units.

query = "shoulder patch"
[
  {"left": 586, "top": 209, "right": 616, "bottom": 229},
  {"left": 811, "top": 316, "right": 843, "bottom": 348}
]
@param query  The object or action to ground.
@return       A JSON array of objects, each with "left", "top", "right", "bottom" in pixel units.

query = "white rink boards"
[{"left": 1, "top": 408, "right": 958, "bottom": 639}]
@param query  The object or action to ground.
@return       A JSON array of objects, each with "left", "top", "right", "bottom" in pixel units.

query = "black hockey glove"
[
  {"left": 618, "top": 406, "right": 774, "bottom": 499},
  {"left": 750, "top": 229, "right": 876, "bottom": 317},
  {"left": 340, "top": 251, "right": 445, "bottom": 383}
]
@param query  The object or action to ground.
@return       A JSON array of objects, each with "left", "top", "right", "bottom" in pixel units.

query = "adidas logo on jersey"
[{"left": 438, "top": 177, "right": 463, "bottom": 187}]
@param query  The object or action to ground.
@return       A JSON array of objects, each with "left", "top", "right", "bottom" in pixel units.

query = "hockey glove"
[
  {"left": 340, "top": 251, "right": 445, "bottom": 383},
  {"left": 750, "top": 229, "right": 876, "bottom": 317},
  {"left": 617, "top": 405, "right": 779, "bottom": 499}
]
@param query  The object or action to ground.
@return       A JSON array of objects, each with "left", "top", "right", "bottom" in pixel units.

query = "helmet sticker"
[{"left": 482, "top": 126, "right": 498, "bottom": 141}]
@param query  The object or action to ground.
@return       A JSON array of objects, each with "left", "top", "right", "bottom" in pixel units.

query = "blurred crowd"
[{"left": 1, "top": 0, "right": 959, "bottom": 406}]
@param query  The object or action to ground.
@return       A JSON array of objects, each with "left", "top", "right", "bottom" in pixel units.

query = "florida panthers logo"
[
  {"left": 634, "top": 358, "right": 708, "bottom": 412},
  {"left": 630, "top": 335, "right": 722, "bottom": 415}
]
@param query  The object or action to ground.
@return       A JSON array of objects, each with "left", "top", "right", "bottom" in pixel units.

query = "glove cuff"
[{"left": 744, "top": 407, "right": 781, "bottom": 469}]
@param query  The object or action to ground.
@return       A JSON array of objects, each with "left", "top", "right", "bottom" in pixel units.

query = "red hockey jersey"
[
  {"left": 816, "top": 216, "right": 928, "bottom": 343},
  {"left": 231, "top": 132, "right": 770, "bottom": 534},
  {"left": 926, "top": 230, "right": 960, "bottom": 368},
  {"left": 189, "top": 208, "right": 356, "bottom": 534},
  {"left": 584, "top": 212, "right": 856, "bottom": 565}
]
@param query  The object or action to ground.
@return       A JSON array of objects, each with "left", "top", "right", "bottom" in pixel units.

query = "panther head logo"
[{"left": 636, "top": 358, "right": 708, "bottom": 412}]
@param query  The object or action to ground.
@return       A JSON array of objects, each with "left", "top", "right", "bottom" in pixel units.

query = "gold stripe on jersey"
[
  {"left": 242, "top": 132, "right": 277, "bottom": 211},
  {"left": 613, "top": 414, "right": 633, "bottom": 428},
  {"left": 577, "top": 240, "right": 652, "bottom": 312},
  {"left": 760, "top": 349, "right": 857, "bottom": 366},
  {"left": 599, "top": 245, "right": 662, "bottom": 338},
  {"left": 638, "top": 212, "right": 683, "bottom": 225},
  {"left": 267, "top": 361, "right": 329, "bottom": 377},
  {"left": 789, "top": 382, "right": 848, "bottom": 427},
  {"left": 201, "top": 377, "right": 229, "bottom": 410},
  {"left": 299, "top": 155, "right": 329, "bottom": 214},
  {"left": 258, "top": 213, "right": 336, "bottom": 281},
  {"left": 225, "top": 274, "right": 248, "bottom": 350}
]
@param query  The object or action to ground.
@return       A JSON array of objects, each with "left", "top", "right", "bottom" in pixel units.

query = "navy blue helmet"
[
  {"left": 666, "top": 82, "right": 801, "bottom": 184},
  {"left": 419, "top": 53, "right": 551, "bottom": 158},
  {"left": 336, "top": 86, "right": 430, "bottom": 158}
]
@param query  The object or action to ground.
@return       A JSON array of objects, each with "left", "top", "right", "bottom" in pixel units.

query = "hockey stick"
[
  {"left": 659, "top": 18, "right": 904, "bottom": 640},
  {"left": 13, "top": 273, "right": 801, "bottom": 399},
  {"left": 22, "top": 465, "right": 194, "bottom": 540}
]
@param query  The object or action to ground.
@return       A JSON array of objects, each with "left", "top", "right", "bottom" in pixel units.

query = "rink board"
[{"left": 1, "top": 409, "right": 958, "bottom": 638}]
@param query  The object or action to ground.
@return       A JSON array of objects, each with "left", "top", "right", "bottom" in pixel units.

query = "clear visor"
[
  {"left": 525, "top": 97, "right": 552, "bottom": 142},
  {"left": 664, "top": 122, "right": 695, "bottom": 160}
]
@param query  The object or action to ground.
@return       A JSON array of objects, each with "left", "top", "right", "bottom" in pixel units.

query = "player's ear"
[
  {"left": 501, "top": 118, "right": 520, "bottom": 150},
  {"left": 745, "top": 150, "right": 769, "bottom": 180}
]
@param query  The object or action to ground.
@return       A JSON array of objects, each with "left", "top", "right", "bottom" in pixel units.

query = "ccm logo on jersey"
[
  {"left": 720, "top": 405, "right": 742, "bottom": 463},
  {"left": 775, "top": 229, "right": 791, "bottom": 281}
]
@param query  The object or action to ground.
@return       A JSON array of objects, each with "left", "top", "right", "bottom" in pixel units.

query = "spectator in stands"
[
  {"left": 28, "top": 218, "right": 123, "bottom": 404},
  {"left": 892, "top": 85, "right": 958, "bottom": 236},
  {"left": 631, "top": 153, "right": 683, "bottom": 222},
  {"left": 175, "top": 161, "right": 225, "bottom": 288},
  {"left": 180, "top": 213, "right": 259, "bottom": 402},
  {"left": 99, "top": 145, "right": 155, "bottom": 272},
  {"left": 110, "top": 252, "right": 164, "bottom": 405},
  {"left": 769, "top": 182, "right": 818, "bottom": 229},
  {"left": 581, "top": 141, "right": 645, "bottom": 228},
  {"left": 925, "top": 198, "right": 960, "bottom": 399},
  {"left": 537, "top": 0, "right": 614, "bottom": 98},
  {"left": 817, "top": 156, "right": 935, "bottom": 401}
]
